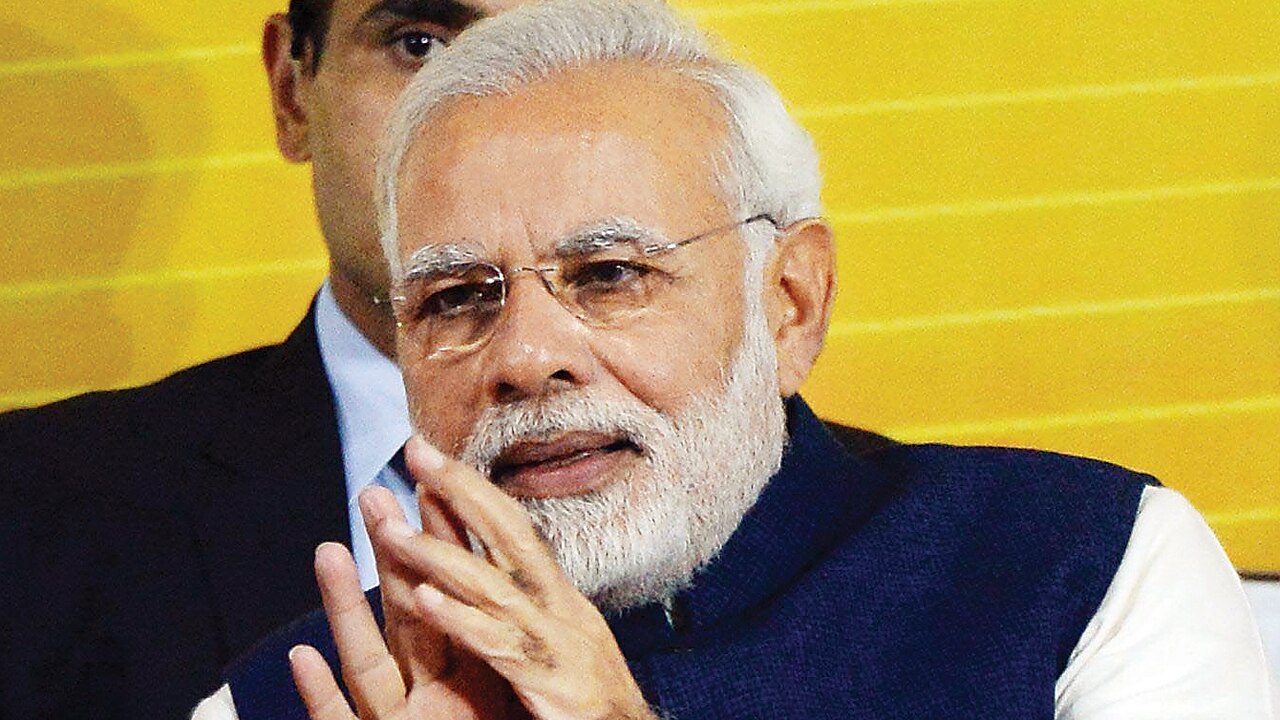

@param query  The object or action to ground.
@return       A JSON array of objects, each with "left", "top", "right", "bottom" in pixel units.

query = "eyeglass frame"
[{"left": 388, "top": 212, "right": 780, "bottom": 358}]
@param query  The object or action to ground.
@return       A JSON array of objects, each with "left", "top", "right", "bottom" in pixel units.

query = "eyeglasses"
[{"left": 391, "top": 213, "right": 778, "bottom": 359}]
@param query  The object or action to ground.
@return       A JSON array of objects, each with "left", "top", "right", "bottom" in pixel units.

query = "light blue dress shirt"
[{"left": 313, "top": 282, "right": 418, "bottom": 590}]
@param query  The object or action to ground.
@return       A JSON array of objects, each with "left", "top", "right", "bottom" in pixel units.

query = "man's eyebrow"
[
  {"left": 357, "top": 0, "right": 484, "bottom": 31},
  {"left": 555, "top": 217, "right": 662, "bottom": 258},
  {"left": 402, "top": 244, "right": 482, "bottom": 279}
]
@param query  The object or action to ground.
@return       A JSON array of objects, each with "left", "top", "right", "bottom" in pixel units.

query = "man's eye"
[
  {"left": 421, "top": 281, "right": 500, "bottom": 319},
  {"left": 567, "top": 261, "right": 655, "bottom": 291},
  {"left": 391, "top": 30, "right": 445, "bottom": 64}
]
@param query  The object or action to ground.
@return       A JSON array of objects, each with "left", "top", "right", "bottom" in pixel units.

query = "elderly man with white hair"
[{"left": 195, "top": 1, "right": 1273, "bottom": 718}]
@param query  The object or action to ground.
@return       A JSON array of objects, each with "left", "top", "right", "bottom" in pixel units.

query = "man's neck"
[{"left": 328, "top": 268, "right": 397, "bottom": 358}]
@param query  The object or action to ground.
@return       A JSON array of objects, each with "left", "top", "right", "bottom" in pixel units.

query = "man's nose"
[{"left": 482, "top": 274, "right": 596, "bottom": 405}]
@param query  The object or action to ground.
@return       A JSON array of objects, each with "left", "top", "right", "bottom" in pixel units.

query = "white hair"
[{"left": 375, "top": 0, "right": 823, "bottom": 279}]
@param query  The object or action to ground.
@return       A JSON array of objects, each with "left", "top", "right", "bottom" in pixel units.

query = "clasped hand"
[{"left": 288, "top": 436, "right": 656, "bottom": 720}]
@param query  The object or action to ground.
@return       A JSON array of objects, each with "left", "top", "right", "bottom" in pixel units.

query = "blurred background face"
[
  {"left": 390, "top": 64, "right": 789, "bottom": 608},
  {"left": 284, "top": 0, "right": 529, "bottom": 317}
]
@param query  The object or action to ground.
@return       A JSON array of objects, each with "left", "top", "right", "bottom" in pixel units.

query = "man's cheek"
[
  {"left": 412, "top": 400, "right": 476, "bottom": 456},
  {"left": 611, "top": 335, "right": 723, "bottom": 405}
]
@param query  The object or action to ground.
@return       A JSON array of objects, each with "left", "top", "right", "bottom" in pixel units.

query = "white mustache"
[{"left": 459, "top": 392, "right": 671, "bottom": 477}]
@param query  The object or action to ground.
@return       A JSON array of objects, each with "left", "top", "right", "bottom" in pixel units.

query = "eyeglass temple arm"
[{"left": 640, "top": 213, "right": 780, "bottom": 257}]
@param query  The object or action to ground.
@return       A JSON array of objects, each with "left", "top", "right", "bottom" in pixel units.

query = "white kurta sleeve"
[
  {"left": 190, "top": 683, "right": 240, "bottom": 720},
  {"left": 1054, "top": 485, "right": 1274, "bottom": 719}
]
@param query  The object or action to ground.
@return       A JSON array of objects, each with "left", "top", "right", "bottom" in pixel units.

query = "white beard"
[{"left": 458, "top": 295, "right": 787, "bottom": 613}]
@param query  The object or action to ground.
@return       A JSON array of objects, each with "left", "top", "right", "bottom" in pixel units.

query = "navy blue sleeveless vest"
[{"left": 227, "top": 398, "right": 1150, "bottom": 718}]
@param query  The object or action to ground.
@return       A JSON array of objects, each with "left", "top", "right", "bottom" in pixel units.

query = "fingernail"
[
  {"left": 410, "top": 435, "right": 447, "bottom": 471},
  {"left": 357, "top": 488, "right": 384, "bottom": 520},
  {"left": 314, "top": 542, "right": 347, "bottom": 568},
  {"left": 382, "top": 516, "right": 415, "bottom": 540},
  {"left": 287, "top": 645, "right": 314, "bottom": 666},
  {"left": 360, "top": 484, "right": 399, "bottom": 517}
]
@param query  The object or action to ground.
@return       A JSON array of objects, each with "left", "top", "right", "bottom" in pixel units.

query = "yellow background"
[{"left": 1, "top": 0, "right": 1277, "bottom": 569}]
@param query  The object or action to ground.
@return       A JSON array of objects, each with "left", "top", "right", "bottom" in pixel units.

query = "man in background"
[{"left": 0, "top": 1, "right": 889, "bottom": 718}]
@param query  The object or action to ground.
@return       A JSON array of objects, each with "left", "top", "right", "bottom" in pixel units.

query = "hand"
[
  {"left": 290, "top": 435, "right": 656, "bottom": 720},
  {"left": 288, "top": 541, "right": 524, "bottom": 720},
  {"left": 372, "top": 435, "right": 656, "bottom": 720}
]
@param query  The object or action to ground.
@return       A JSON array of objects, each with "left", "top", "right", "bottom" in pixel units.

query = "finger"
[
  {"left": 413, "top": 586, "right": 652, "bottom": 720},
  {"left": 362, "top": 463, "right": 468, "bottom": 548},
  {"left": 346, "top": 497, "right": 453, "bottom": 682},
  {"left": 357, "top": 485, "right": 409, "bottom": 531},
  {"left": 289, "top": 645, "right": 358, "bottom": 720},
  {"left": 417, "top": 486, "right": 469, "bottom": 548},
  {"left": 357, "top": 487, "right": 428, "bottom": 623},
  {"left": 365, "top": 528, "right": 452, "bottom": 681},
  {"left": 405, "top": 436, "right": 564, "bottom": 595},
  {"left": 413, "top": 583, "right": 553, "bottom": 679},
  {"left": 314, "top": 543, "right": 406, "bottom": 717},
  {"left": 375, "top": 515, "right": 546, "bottom": 625},
  {"left": 357, "top": 486, "right": 424, "bottom": 631}
]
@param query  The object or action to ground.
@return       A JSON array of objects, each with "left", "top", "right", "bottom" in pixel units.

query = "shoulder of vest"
[{"left": 860, "top": 442, "right": 1161, "bottom": 494}]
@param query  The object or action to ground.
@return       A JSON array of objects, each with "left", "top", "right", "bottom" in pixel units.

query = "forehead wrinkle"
[{"left": 554, "top": 216, "right": 663, "bottom": 258}]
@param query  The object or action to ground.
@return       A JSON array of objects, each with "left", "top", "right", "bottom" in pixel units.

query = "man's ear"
[
  {"left": 763, "top": 218, "right": 836, "bottom": 397},
  {"left": 263, "top": 14, "right": 312, "bottom": 163}
]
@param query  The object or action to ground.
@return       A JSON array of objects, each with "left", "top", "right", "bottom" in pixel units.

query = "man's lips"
[{"left": 490, "top": 431, "right": 640, "bottom": 498}]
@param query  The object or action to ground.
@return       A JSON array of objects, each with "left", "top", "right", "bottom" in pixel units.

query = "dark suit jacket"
[
  {"left": 0, "top": 307, "right": 894, "bottom": 720},
  {"left": 0, "top": 311, "right": 350, "bottom": 719}
]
